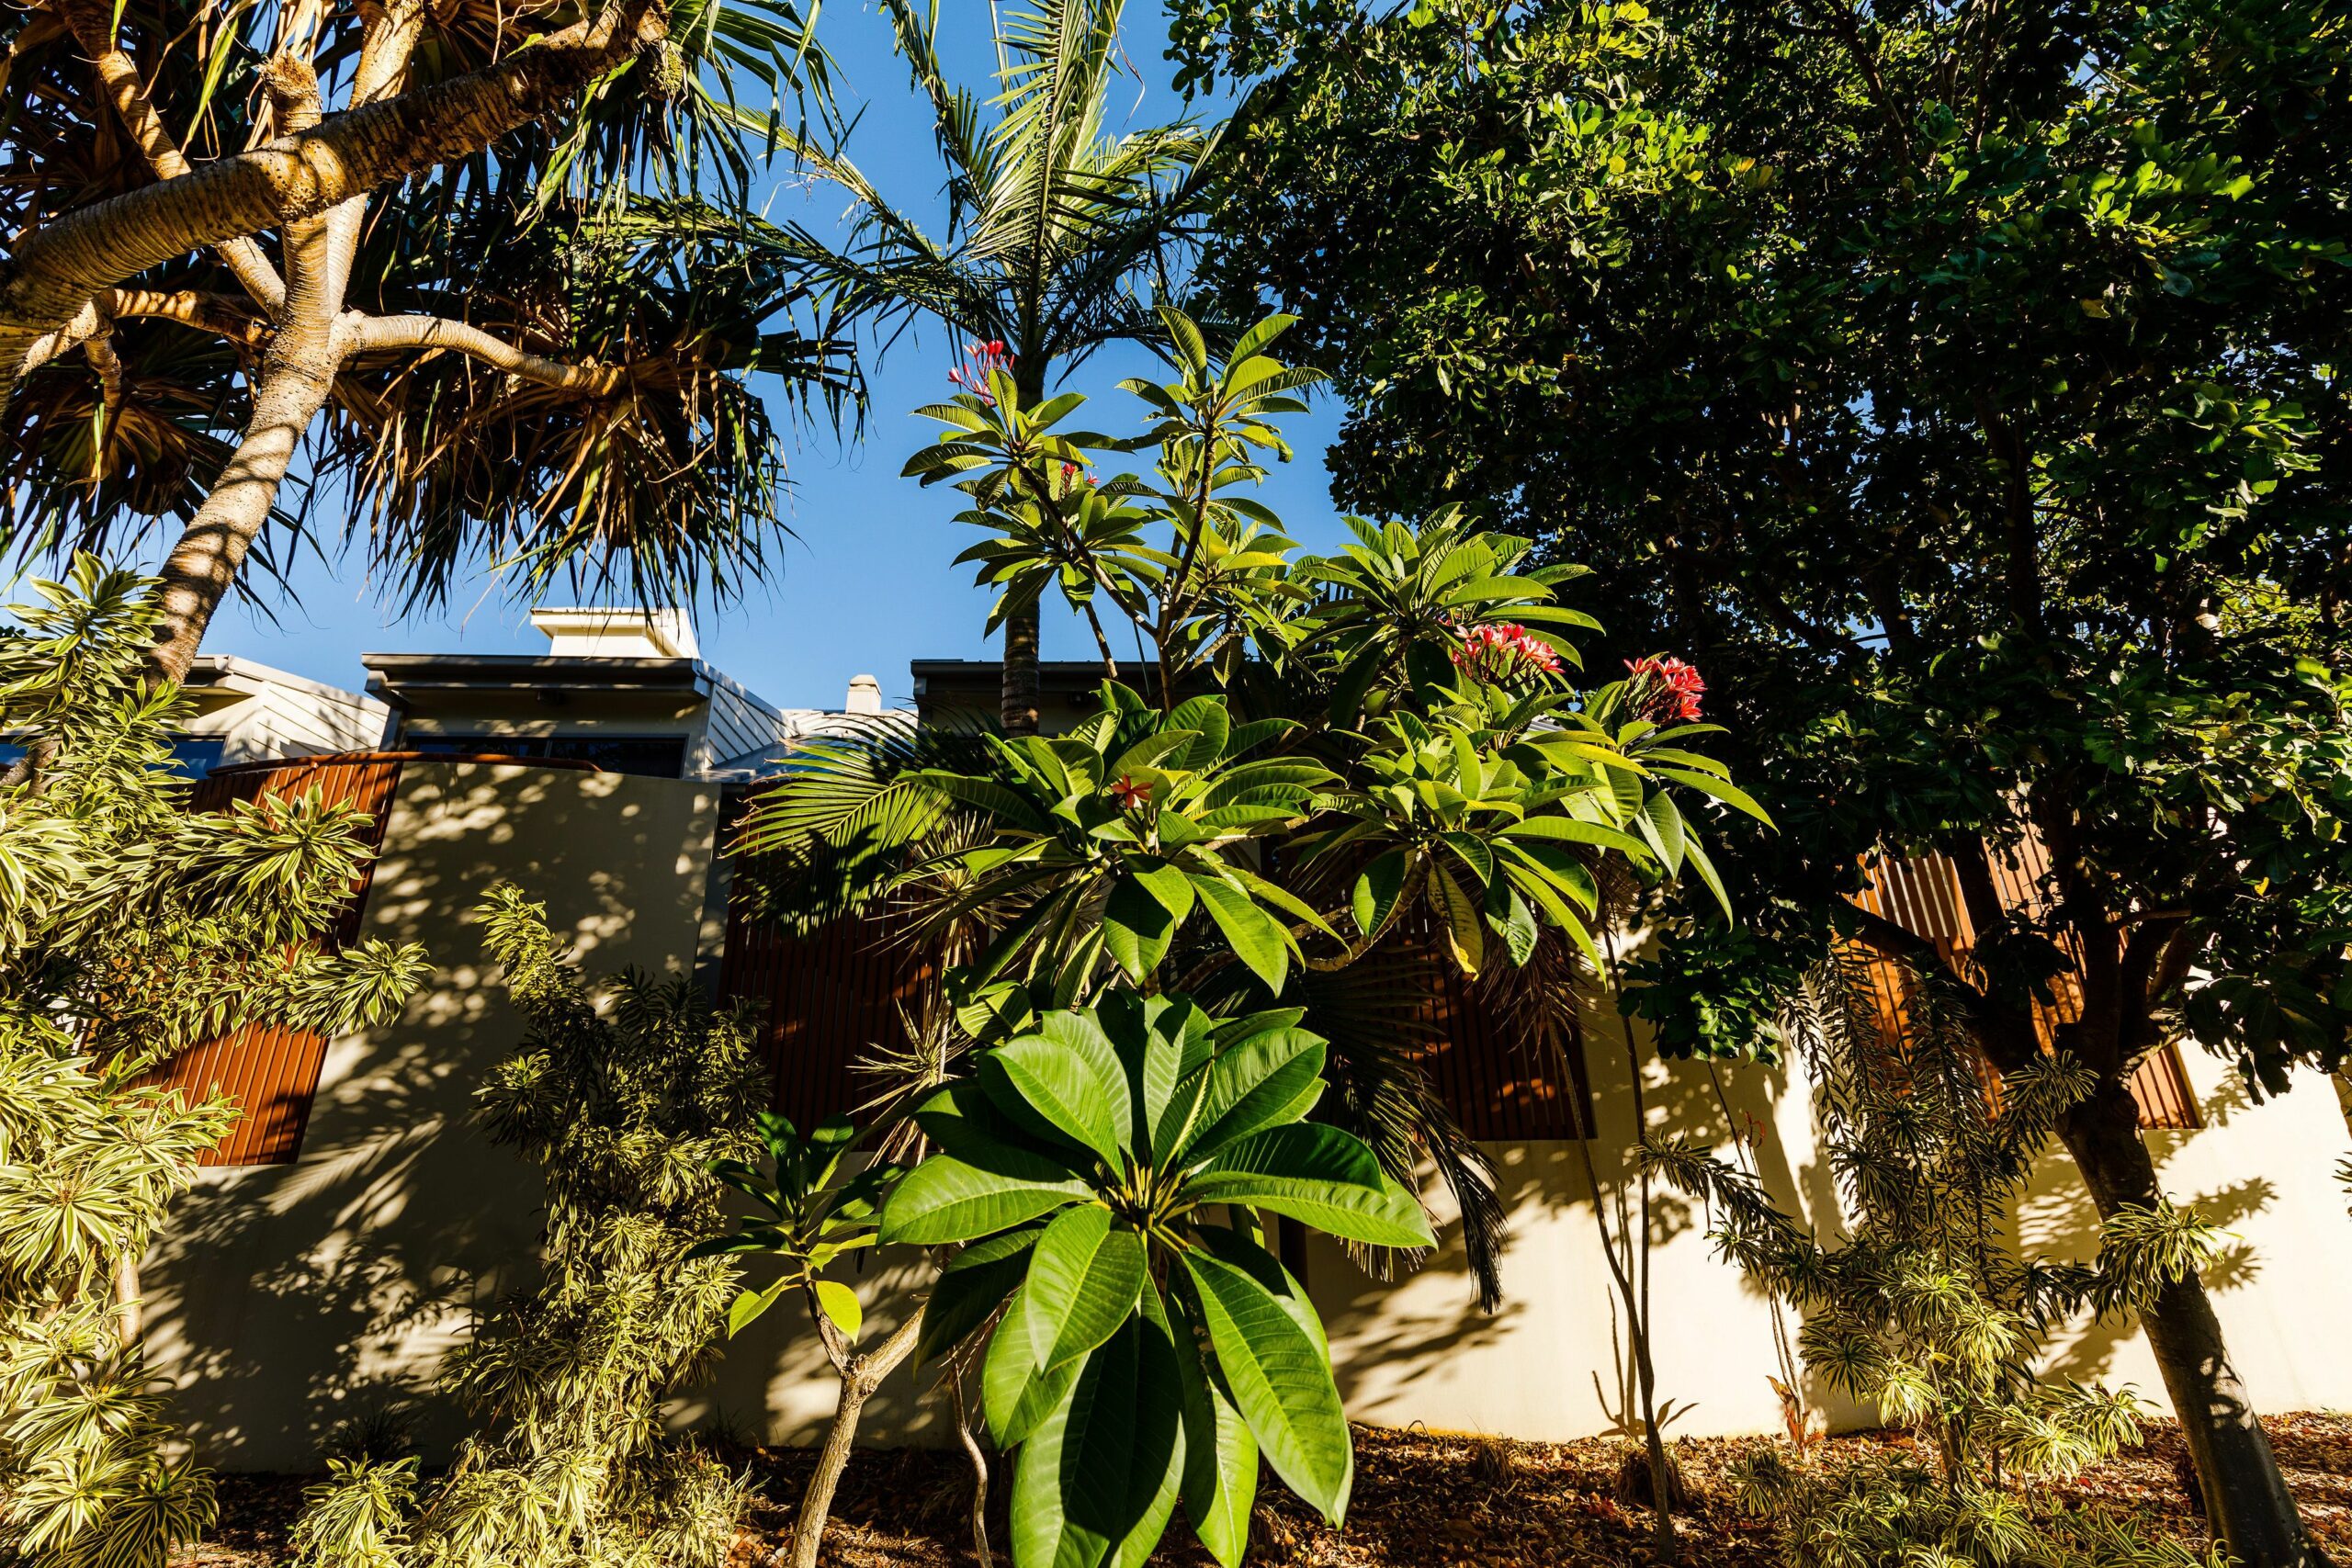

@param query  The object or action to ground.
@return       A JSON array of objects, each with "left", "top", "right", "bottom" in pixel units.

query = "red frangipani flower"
[
  {"left": 1451, "top": 621, "right": 1565, "bottom": 683},
  {"left": 1624, "top": 655, "right": 1705, "bottom": 723},
  {"left": 946, "top": 340, "right": 1014, "bottom": 403},
  {"left": 1109, "top": 774, "right": 1154, "bottom": 808}
]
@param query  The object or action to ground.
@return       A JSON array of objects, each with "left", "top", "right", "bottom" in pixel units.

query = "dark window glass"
[
  {"left": 168, "top": 736, "right": 230, "bottom": 778},
  {"left": 543, "top": 736, "right": 688, "bottom": 777},
  {"left": 407, "top": 734, "right": 548, "bottom": 758}
]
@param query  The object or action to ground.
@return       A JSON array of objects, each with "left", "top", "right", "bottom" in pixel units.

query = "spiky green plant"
[
  {"left": 0, "top": 557, "right": 428, "bottom": 1568},
  {"left": 294, "top": 885, "right": 765, "bottom": 1568},
  {"left": 1645, "top": 946, "right": 2233, "bottom": 1568}
]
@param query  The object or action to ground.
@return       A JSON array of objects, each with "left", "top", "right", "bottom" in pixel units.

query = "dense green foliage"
[
  {"left": 0, "top": 560, "right": 425, "bottom": 1568},
  {"left": 1187, "top": 12, "right": 2348, "bottom": 1554},
  {"left": 296, "top": 887, "right": 763, "bottom": 1568},
  {"left": 883, "top": 995, "right": 1431, "bottom": 1567},
  {"left": 1191, "top": 0, "right": 2352, "bottom": 1089}
]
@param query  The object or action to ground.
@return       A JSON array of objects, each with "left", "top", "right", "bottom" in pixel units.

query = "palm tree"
[
  {"left": 0, "top": 0, "right": 849, "bottom": 679},
  {"left": 759, "top": 0, "right": 1223, "bottom": 733}
]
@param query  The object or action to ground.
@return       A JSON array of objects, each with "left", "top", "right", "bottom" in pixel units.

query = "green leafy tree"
[
  {"left": 881, "top": 993, "right": 1433, "bottom": 1568},
  {"left": 295, "top": 886, "right": 763, "bottom": 1568},
  {"left": 1184, "top": 3, "right": 2350, "bottom": 1560},
  {"left": 1647, "top": 948, "right": 2231, "bottom": 1568},
  {"left": 762, "top": 0, "right": 1222, "bottom": 732},
  {"left": 0, "top": 0, "right": 844, "bottom": 679},
  {"left": 908, "top": 309, "right": 1322, "bottom": 698},
  {"left": 0, "top": 558, "right": 426, "bottom": 1568}
]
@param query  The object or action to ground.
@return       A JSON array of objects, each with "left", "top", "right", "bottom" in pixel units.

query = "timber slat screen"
[
  {"left": 162, "top": 755, "right": 404, "bottom": 1166},
  {"left": 1852, "top": 848, "right": 2201, "bottom": 1131},
  {"left": 717, "top": 879, "right": 1593, "bottom": 1141}
]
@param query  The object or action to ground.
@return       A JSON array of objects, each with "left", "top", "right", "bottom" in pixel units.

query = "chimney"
[
  {"left": 528, "top": 607, "right": 698, "bottom": 659},
  {"left": 845, "top": 673, "right": 883, "bottom": 715}
]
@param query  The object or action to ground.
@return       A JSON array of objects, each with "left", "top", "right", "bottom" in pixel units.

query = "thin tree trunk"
[
  {"left": 2059, "top": 1074, "right": 2329, "bottom": 1568},
  {"left": 951, "top": 1369, "right": 992, "bottom": 1565},
  {"left": 1001, "top": 603, "right": 1042, "bottom": 736},
  {"left": 113, "top": 1249, "right": 143, "bottom": 1348},
  {"left": 790, "top": 1310, "right": 922, "bottom": 1568}
]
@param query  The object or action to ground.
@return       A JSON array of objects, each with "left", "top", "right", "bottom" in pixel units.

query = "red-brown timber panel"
[
  {"left": 716, "top": 886, "right": 1590, "bottom": 1139},
  {"left": 717, "top": 897, "right": 933, "bottom": 1131},
  {"left": 163, "top": 755, "right": 404, "bottom": 1165},
  {"left": 1852, "top": 846, "right": 2200, "bottom": 1131}
]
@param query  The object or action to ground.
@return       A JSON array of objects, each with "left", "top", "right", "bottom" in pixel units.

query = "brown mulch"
[{"left": 187, "top": 1413, "right": 2352, "bottom": 1567}]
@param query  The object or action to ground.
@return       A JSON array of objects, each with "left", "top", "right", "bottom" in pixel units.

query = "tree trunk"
[
  {"left": 790, "top": 1311, "right": 922, "bottom": 1568},
  {"left": 2059, "top": 1072, "right": 2328, "bottom": 1568},
  {"left": 1001, "top": 604, "right": 1042, "bottom": 736},
  {"left": 149, "top": 207, "right": 345, "bottom": 680}
]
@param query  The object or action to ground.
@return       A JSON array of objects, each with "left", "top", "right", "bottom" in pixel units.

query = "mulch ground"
[{"left": 190, "top": 1413, "right": 2352, "bottom": 1567}]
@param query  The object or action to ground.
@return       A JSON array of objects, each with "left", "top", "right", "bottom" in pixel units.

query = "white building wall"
[{"left": 141, "top": 775, "right": 2352, "bottom": 1470}]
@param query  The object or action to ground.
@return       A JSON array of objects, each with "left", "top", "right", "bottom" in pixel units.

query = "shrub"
[
  {"left": 1645, "top": 947, "right": 2228, "bottom": 1568},
  {"left": 0, "top": 558, "right": 425, "bottom": 1568},
  {"left": 296, "top": 886, "right": 764, "bottom": 1568}
]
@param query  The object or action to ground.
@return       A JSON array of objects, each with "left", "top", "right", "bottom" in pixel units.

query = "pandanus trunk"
[{"left": 2058, "top": 1074, "right": 2328, "bottom": 1568}]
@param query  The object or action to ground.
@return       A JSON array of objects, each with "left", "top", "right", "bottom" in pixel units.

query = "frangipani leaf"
[
  {"left": 1190, "top": 1123, "right": 1435, "bottom": 1248},
  {"left": 1024, "top": 1203, "right": 1148, "bottom": 1371},
  {"left": 1180, "top": 1247, "right": 1353, "bottom": 1526},
  {"left": 882, "top": 1152, "right": 1091, "bottom": 1245}
]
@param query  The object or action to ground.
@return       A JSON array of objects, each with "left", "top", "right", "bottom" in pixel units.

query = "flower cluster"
[
  {"left": 1624, "top": 655, "right": 1705, "bottom": 723},
  {"left": 947, "top": 339, "right": 1014, "bottom": 403},
  {"left": 1058, "top": 460, "right": 1098, "bottom": 491},
  {"left": 1452, "top": 621, "right": 1564, "bottom": 683}
]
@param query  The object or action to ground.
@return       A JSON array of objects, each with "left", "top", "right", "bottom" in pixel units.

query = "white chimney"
[
  {"left": 845, "top": 673, "right": 883, "bottom": 715},
  {"left": 528, "top": 607, "right": 698, "bottom": 659}
]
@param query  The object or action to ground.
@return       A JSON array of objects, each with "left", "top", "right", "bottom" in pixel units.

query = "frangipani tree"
[
  {"left": 883, "top": 995, "right": 1431, "bottom": 1567},
  {"left": 730, "top": 309, "right": 1766, "bottom": 1568}
]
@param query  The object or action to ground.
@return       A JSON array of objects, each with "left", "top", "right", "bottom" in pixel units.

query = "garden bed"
[{"left": 190, "top": 1414, "right": 2352, "bottom": 1567}]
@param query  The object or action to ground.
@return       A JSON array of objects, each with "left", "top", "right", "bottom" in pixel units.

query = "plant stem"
[{"left": 788, "top": 1304, "right": 922, "bottom": 1568}]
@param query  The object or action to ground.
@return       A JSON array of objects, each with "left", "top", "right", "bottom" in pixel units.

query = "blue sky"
[{"left": 192, "top": 3, "right": 1349, "bottom": 713}]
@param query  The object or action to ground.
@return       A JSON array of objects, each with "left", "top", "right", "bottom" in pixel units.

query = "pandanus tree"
[
  {"left": 750, "top": 0, "right": 1224, "bottom": 732},
  {"left": 0, "top": 0, "right": 848, "bottom": 677},
  {"left": 730, "top": 310, "right": 1765, "bottom": 1567}
]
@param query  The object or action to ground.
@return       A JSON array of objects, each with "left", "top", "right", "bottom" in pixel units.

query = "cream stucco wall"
[
  {"left": 143, "top": 767, "right": 2352, "bottom": 1472},
  {"left": 145, "top": 762, "right": 723, "bottom": 1470}
]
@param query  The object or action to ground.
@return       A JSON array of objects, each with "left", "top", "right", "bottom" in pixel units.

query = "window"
[
  {"left": 168, "top": 736, "right": 230, "bottom": 778},
  {"left": 405, "top": 732, "right": 688, "bottom": 778}
]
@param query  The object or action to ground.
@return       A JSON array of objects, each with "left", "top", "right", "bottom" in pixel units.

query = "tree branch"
[
  {"left": 345, "top": 313, "right": 631, "bottom": 394},
  {"left": 55, "top": 0, "right": 288, "bottom": 311},
  {"left": 0, "top": 0, "right": 665, "bottom": 367},
  {"left": 15, "top": 288, "right": 266, "bottom": 378}
]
